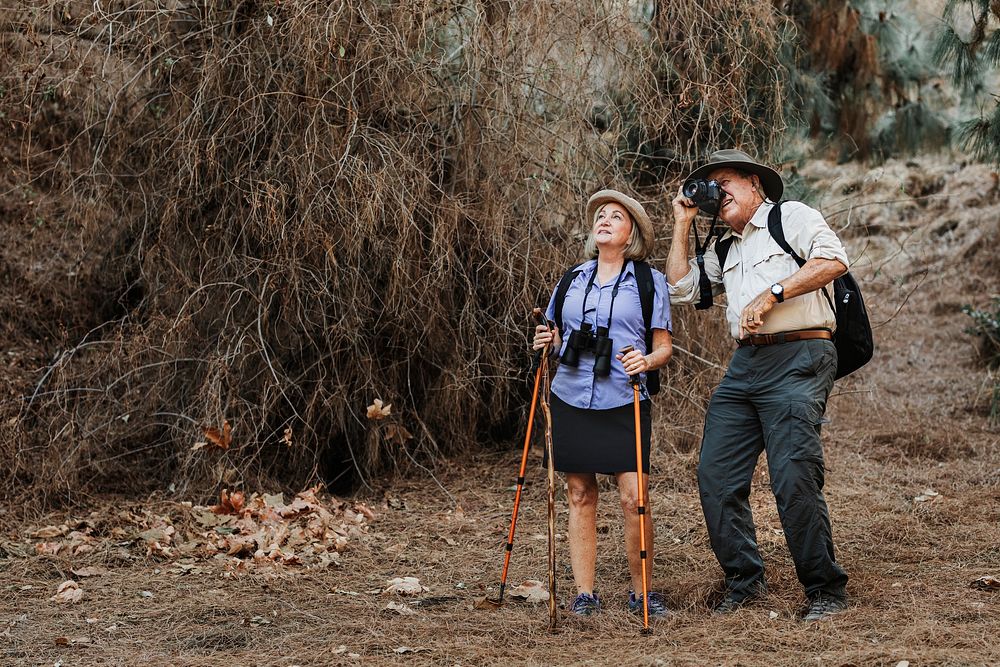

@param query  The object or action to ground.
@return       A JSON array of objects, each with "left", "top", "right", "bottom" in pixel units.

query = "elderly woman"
[{"left": 532, "top": 189, "right": 673, "bottom": 617}]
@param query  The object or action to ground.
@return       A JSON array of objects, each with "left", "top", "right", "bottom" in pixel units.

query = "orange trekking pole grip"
[
  {"left": 493, "top": 309, "right": 552, "bottom": 605},
  {"left": 621, "top": 345, "right": 650, "bottom": 633}
]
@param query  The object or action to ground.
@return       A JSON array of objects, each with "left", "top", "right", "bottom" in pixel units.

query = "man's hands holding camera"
[{"left": 672, "top": 185, "right": 699, "bottom": 229}]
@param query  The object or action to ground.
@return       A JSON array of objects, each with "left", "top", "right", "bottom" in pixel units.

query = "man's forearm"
[
  {"left": 666, "top": 226, "right": 692, "bottom": 285},
  {"left": 780, "top": 258, "right": 847, "bottom": 300}
]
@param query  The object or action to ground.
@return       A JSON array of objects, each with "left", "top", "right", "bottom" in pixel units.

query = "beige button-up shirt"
[{"left": 668, "top": 201, "right": 850, "bottom": 340}]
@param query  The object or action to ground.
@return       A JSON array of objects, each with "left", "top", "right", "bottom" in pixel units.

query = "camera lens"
[{"left": 682, "top": 180, "right": 702, "bottom": 200}]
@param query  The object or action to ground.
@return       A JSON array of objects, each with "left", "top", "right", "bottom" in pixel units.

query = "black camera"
[
  {"left": 561, "top": 322, "right": 615, "bottom": 376},
  {"left": 682, "top": 178, "right": 723, "bottom": 214}
]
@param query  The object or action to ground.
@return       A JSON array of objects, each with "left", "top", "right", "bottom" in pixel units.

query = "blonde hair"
[{"left": 582, "top": 204, "right": 650, "bottom": 260}]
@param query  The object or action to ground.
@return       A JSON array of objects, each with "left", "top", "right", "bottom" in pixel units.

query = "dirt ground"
[{"left": 2, "top": 157, "right": 999, "bottom": 666}]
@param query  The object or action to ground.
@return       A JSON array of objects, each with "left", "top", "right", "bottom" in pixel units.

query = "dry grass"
[{"left": 2, "top": 439, "right": 997, "bottom": 666}]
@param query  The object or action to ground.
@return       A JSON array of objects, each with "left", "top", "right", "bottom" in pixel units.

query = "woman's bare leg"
[
  {"left": 616, "top": 471, "right": 653, "bottom": 594},
  {"left": 566, "top": 472, "right": 599, "bottom": 594}
]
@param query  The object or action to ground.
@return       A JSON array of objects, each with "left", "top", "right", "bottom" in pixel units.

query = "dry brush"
[{"left": 1, "top": 0, "right": 791, "bottom": 504}]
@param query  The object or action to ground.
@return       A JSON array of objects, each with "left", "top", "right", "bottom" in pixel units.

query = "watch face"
[{"left": 771, "top": 284, "right": 782, "bottom": 295}]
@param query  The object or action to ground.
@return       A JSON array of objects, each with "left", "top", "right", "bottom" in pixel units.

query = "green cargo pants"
[{"left": 698, "top": 338, "right": 848, "bottom": 602}]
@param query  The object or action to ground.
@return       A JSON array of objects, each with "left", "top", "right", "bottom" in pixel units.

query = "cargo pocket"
[{"left": 787, "top": 401, "right": 825, "bottom": 464}]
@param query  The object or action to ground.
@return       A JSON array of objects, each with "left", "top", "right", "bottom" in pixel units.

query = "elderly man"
[{"left": 666, "top": 149, "right": 849, "bottom": 621}]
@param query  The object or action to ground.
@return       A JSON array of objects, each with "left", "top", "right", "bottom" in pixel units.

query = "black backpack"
[
  {"left": 551, "top": 260, "right": 660, "bottom": 395},
  {"left": 713, "top": 201, "right": 874, "bottom": 379}
]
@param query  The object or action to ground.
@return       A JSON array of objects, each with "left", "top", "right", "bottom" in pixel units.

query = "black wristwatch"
[{"left": 770, "top": 283, "right": 785, "bottom": 303}]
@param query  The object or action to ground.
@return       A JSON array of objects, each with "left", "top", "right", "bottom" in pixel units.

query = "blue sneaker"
[
  {"left": 570, "top": 592, "right": 601, "bottom": 616},
  {"left": 628, "top": 591, "right": 670, "bottom": 618}
]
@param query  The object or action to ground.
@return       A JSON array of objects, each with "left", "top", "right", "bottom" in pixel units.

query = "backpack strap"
[
  {"left": 632, "top": 260, "right": 660, "bottom": 396},
  {"left": 714, "top": 235, "right": 734, "bottom": 272},
  {"left": 766, "top": 201, "right": 805, "bottom": 267},
  {"left": 552, "top": 263, "right": 584, "bottom": 337},
  {"left": 766, "top": 201, "right": 835, "bottom": 312}
]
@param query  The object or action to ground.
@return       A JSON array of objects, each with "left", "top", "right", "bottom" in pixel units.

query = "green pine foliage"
[
  {"left": 962, "top": 297, "right": 1000, "bottom": 424},
  {"left": 934, "top": 24, "right": 984, "bottom": 91},
  {"left": 963, "top": 297, "right": 1000, "bottom": 367},
  {"left": 871, "top": 101, "right": 950, "bottom": 160},
  {"left": 866, "top": 1, "right": 950, "bottom": 159},
  {"left": 954, "top": 103, "right": 1000, "bottom": 159},
  {"left": 934, "top": 0, "right": 1000, "bottom": 163},
  {"left": 985, "top": 28, "right": 1000, "bottom": 63},
  {"left": 781, "top": 0, "right": 949, "bottom": 160}
]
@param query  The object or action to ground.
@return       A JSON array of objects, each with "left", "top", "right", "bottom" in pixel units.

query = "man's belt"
[{"left": 736, "top": 329, "right": 833, "bottom": 347}]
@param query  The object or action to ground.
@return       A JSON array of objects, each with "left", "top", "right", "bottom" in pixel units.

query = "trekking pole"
[
  {"left": 620, "top": 345, "right": 650, "bottom": 633},
  {"left": 489, "top": 309, "right": 550, "bottom": 608},
  {"left": 536, "top": 308, "right": 558, "bottom": 632}
]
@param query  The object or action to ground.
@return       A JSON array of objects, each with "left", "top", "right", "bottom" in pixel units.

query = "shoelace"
[{"left": 572, "top": 594, "right": 599, "bottom": 614}]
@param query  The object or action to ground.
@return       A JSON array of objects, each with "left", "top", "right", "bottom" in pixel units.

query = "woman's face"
[{"left": 593, "top": 202, "right": 633, "bottom": 251}]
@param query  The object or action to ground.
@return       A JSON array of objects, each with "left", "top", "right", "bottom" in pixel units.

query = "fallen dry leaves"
[
  {"left": 192, "top": 420, "right": 233, "bottom": 451},
  {"left": 366, "top": 398, "right": 391, "bottom": 420},
  {"left": 384, "top": 576, "right": 427, "bottom": 595},
  {"left": 28, "top": 486, "right": 374, "bottom": 577},
  {"left": 384, "top": 601, "right": 417, "bottom": 615},
  {"left": 50, "top": 580, "right": 83, "bottom": 604},
  {"left": 508, "top": 579, "right": 549, "bottom": 603},
  {"left": 70, "top": 566, "right": 108, "bottom": 578}
]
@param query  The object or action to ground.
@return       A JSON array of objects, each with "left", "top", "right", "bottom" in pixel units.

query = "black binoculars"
[
  {"left": 683, "top": 178, "right": 723, "bottom": 214},
  {"left": 562, "top": 322, "right": 615, "bottom": 376}
]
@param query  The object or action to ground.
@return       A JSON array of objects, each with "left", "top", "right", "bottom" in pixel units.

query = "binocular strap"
[{"left": 580, "top": 261, "right": 629, "bottom": 330}]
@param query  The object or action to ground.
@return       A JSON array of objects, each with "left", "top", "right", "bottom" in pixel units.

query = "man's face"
[{"left": 706, "top": 168, "right": 762, "bottom": 229}]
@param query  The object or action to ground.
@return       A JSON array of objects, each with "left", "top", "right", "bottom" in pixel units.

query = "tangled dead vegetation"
[{"left": 1, "top": 1, "right": 793, "bottom": 503}]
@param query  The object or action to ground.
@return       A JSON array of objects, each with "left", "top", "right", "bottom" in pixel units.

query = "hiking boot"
[
  {"left": 801, "top": 593, "right": 848, "bottom": 621},
  {"left": 711, "top": 583, "right": 766, "bottom": 614},
  {"left": 570, "top": 592, "right": 601, "bottom": 616},
  {"left": 628, "top": 591, "right": 670, "bottom": 618},
  {"left": 711, "top": 595, "right": 748, "bottom": 614}
]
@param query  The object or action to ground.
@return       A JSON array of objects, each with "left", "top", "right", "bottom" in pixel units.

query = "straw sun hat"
[{"left": 683, "top": 148, "right": 785, "bottom": 202}]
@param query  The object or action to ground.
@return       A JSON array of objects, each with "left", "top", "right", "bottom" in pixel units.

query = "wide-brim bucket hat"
[
  {"left": 683, "top": 149, "right": 784, "bottom": 202},
  {"left": 586, "top": 189, "right": 654, "bottom": 254}
]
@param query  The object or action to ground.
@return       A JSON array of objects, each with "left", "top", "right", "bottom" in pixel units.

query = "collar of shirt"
[
  {"left": 719, "top": 201, "right": 772, "bottom": 241},
  {"left": 576, "top": 258, "right": 636, "bottom": 281}
]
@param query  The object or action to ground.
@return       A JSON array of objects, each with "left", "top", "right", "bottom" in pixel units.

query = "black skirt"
[{"left": 545, "top": 393, "right": 651, "bottom": 474}]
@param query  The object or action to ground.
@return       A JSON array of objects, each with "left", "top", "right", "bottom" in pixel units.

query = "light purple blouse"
[{"left": 544, "top": 260, "right": 671, "bottom": 410}]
